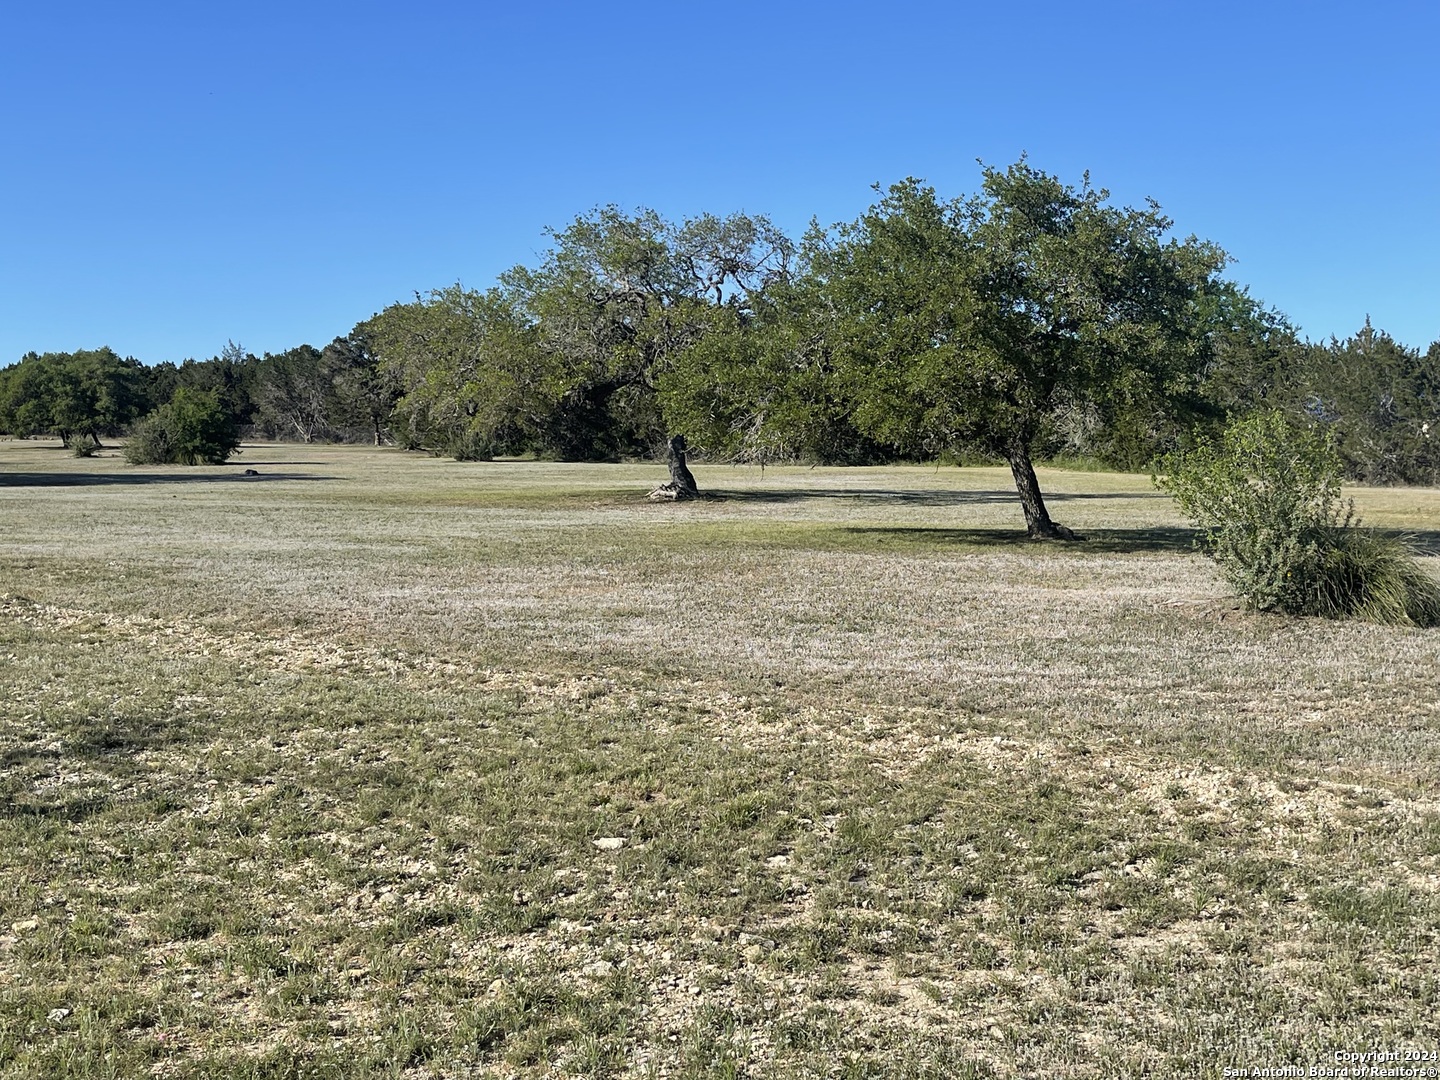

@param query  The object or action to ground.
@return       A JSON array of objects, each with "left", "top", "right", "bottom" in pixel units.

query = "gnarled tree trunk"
[
  {"left": 1007, "top": 442, "right": 1078, "bottom": 540},
  {"left": 649, "top": 435, "right": 699, "bottom": 501}
]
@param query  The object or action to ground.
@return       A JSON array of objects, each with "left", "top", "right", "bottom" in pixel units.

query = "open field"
[{"left": 3, "top": 439, "right": 1440, "bottom": 1078}]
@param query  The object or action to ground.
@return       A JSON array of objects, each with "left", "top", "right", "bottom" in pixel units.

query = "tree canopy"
[
  {"left": 810, "top": 163, "right": 1230, "bottom": 537},
  {"left": 362, "top": 208, "right": 795, "bottom": 461},
  {"left": 0, "top": 348, "right": 148, "bottom": 446}
]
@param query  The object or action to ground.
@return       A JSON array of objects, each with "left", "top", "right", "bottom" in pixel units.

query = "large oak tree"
[
  {"left": 367, "top": 208, "right": 794, "bottom": 462},
  {"left": 816, "top": 162, "right": 1229, "bottom": 538},
  {"left": 502, "top": 207, "right": 795, "bottom": 460}
]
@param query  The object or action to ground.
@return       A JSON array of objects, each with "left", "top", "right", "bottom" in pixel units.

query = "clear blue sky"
[{"left": 3, "top": 1, "right": 1437, "bottom": 365}]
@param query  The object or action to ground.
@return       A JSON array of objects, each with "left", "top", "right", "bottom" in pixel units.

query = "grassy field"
[{"left": 2, "top": 439, "right": 1439, "bottom": 1079}]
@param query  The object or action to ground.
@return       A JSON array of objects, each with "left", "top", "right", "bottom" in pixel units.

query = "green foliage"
[
  {"left": 137, "top": 338, "right": 397, "bottom": 447},
  {"left": 246, "top": 342, "right": 391, "bottom": 444},
  {"left": 364, "top": 285, "right": 542, "bottom": 458},
  {"left": 506, "top": 207, "right": 794, "bottom": 461},
  {"left": 1157, "top": 412, "right": 1351, "bottom": 613},
  {"left": 663, "top": 159, "right": 1234, "bottom": 491},
  {"left": 1298, "top": 321, "right": 1440, "bottom": 485},
  {"left": 366, "top": 208, "right": 795, "bottom": 462},
  {"left": 823, "top": 166, "right": 1226, "bottom": 456},
  {"left": 124, "top": 388, "right": 241, "bottom": 465},
  {"left": 799, "top": 161, "right": 1229, "bottom": 536},
  {"left": 1157, "top": 411, "right": 1440, "bottom": 624},
  {"left": 11, "top": 184, "right": 1440, "bottom": 485},
  {"left": 1318, "top": 528, "right": 1440, "bottom": 627},
  {"left": 1200, "top": 313, "right": 1440, "bottom": 486},
  {"left": 658, "top": 273, "right": 892, "bottom": 465},
  {"left": 188, "top": 340, "right": 259, "bottom": 427},
  {"left": 249, "top": 345, "right": 331, "bottom": 442},
  {"left": 324, "top": 333, "right": 401, "bottom": 446},
  {"left": 0, "top": 348, "right": 148, "bottom": 444},
  {"left": 1194, "top": 287, "right": 1304, "bottom": 425}
]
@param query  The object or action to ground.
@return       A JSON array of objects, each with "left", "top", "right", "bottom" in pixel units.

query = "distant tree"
[
  {"left": 174, "top": 341, "right": 259, "bottom": 429},
  {"left": 658, "top": 241, "right": 895, "bottom": 466},
  {"left": 0, "top": 354, "right": 61, "bottom": 437},
  {"left": 142, "top": 361, "right": 181, "bottom": 412},
  {"left": 324, "top": 332, "right": 402, "bottom": 446},
  {"left": 369, "top": 208, "right": 795, "bottom": 462},
  {"left": 366, "top": 285, "right": 545, "bottom": 458},
  {"left": 1294, "top": 320, "right": 1440, "bottom": 484},
  {"left": 251, "top": 345, "right": 333, "bottom": 443},
  {"left": 0, "top": 348, "right": 147, "bottom": 445},
  {"left": 1195, "top": 286, "right": 1305, "bottom": 422},
  {"left": 503, "top": 207, "right": 795, "bottom": 460},
  {"left": 811, "top": 163, "right": 1228, "bottom": 538},
  {"left": 1064, "top": 284, "right": 1308, "bottom": 471}
]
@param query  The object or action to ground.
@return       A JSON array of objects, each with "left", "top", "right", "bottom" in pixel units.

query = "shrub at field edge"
[{"left": 1156, "top": 411, "right": 1440, "bottom": 626}]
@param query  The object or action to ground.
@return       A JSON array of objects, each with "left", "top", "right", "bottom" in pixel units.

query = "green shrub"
[
  {"left": 1156, "top": 411, "right": 1440, "bottom": 626},
  {"left": 124, "top": 389, "right": 240, "bottom": 465}
]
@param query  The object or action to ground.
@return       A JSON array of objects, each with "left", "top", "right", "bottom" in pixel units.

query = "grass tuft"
[{"left": 1310, "top": 528, "right": 1440, "bottom": 627}]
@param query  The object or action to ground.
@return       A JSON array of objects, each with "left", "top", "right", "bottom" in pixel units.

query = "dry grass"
[{"left": 2, "top": 439, "right": 1439, "bottom": 1078}]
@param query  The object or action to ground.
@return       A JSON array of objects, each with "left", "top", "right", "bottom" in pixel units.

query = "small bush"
[
  {"left": 1157, "top": 411, "right": 1440, "bottom": 626},
  {"left": 125, "top": 389, "right": 240, "bottom": 465},
  {"left": 71, "top": 439, "right": 100, "bottom": 458}
]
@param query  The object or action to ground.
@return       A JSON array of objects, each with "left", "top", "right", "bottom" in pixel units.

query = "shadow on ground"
[
  {"left": 836, "top": 525, "right": 1440, "bottom": 557},
  {"left": 714, "top": 488, "right": 1167, "bottom": 507},
  {"left": 1, "top": 711, "right": 201, "bottom": 823},
  {"left": 842, "top": 525, "right": 1201, "bottom": 554},
  {"left": 0, "top": 471, "right": 336, "bottom": 487}
]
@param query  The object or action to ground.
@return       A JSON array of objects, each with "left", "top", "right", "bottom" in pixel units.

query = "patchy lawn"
[{"left": 2, "top": 440, "right": 1438, "bottom": 1078}]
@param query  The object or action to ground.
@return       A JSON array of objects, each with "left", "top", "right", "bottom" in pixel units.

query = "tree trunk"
[
  {"left": 649, "top": 435, "right": 699, "bottom": 501},
  {"left": 1006, "top": 443, "right": 1078, "bottom": 540},
  {"left": 372, "top": 417, "right": 383, "bottom": 446}
]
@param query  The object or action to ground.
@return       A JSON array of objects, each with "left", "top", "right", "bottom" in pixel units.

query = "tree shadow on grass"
[
  {"left": 0, "top": 712, "right": 204, "bottom": 823},
  {"left": 839, "top": 526, "right": 1440, "bottom": 557},
  {"left": 842, "top": 525, "right": 1202, "bottom": 554},
  {"left": 0, "top": 471, "right": 337, "bottom": 487},
  {"left": 0, "top": 788, "right": 110, "bottom": 824},
  {"left": 713, "top": 488, "right": 1168, "bottom": 507}
]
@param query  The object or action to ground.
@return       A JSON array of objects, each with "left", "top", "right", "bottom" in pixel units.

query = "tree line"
[
  {"left": 3, "top": 161, "right": 1438, "bottom": 522},
  {"left": 0, "top": 338, "right": 397, "bottom": 451}
]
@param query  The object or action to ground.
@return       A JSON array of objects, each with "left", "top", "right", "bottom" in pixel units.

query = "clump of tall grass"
[
  {"left": 1156, "top": 411, "right": 1440, "bottom": 627},
  {"left": 1307, "top": 528, "right": 1440, "bottom": 626}
]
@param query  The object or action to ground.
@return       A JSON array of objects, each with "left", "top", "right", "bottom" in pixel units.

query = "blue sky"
[{"left": 2, "top": 1, "right": 1437, "bottom": 365}]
